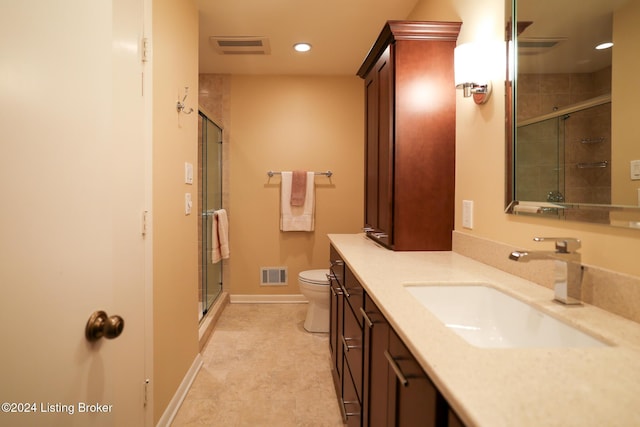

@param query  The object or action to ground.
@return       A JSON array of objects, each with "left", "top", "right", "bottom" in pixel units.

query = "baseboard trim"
[
  {"left": 199, "top": 292, "right": 230, "bottom": 350},
  {"left": 230, "top": 294, "right": 308, "bottom": 304},
  {"left": 156, "top": 353, "right": 203, "bottom": 427}
]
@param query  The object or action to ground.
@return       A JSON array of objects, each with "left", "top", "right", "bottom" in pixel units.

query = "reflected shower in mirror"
[{"left": 506, "top": 0, "right": 640, "bottom": 228}]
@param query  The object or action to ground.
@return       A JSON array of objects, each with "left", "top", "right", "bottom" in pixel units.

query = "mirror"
[{"left": 506, "top": 0, "right": 640, "bottom": 229}]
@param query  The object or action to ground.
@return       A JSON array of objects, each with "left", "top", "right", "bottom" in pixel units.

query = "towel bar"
[{"left": 267, "top": 170, "right": 332, "bottom": 178}]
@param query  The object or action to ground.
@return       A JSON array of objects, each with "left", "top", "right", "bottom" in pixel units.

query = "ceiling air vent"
[
  {"left": 518, "top": 37, "right": 567, "bottom": 55},
  {"left": 210, "top": 36, "right": 271, "bottom": 55}
]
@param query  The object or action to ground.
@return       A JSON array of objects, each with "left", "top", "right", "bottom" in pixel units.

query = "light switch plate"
[
  {"left": 462, "top": 200, "right": 474, "bottom": 229},
  {"left": 631, "top": 160, "right": 640, "bottom": 181},
  {"left": 185, "top": 162, "right": 194, "bottom": 184}
]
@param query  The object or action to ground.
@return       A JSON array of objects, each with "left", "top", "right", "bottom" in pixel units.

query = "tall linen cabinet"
[{"left": 358, "top": 21, "right": 461, "bottom": 251}]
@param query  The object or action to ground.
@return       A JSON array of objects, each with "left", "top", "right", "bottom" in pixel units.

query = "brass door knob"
[{"left": 85, "top": 310, "right": 125, "bottom": 342}]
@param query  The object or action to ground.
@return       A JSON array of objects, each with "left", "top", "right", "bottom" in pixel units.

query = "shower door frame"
[{"left": 199, "top": 111, "right": 224, "bottom": 320}]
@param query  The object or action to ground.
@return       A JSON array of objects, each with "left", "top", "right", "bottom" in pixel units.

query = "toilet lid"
[{"left": 299, "top": 269, "right": 329, "bottom": 285}]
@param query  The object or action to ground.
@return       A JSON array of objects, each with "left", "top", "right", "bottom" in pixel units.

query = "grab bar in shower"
[
  {"left": 577, "top": 161, "right": 608, "bottom": 169},
  {"left": 580, "top": 137, "right": 606, "bottom": 144},
  {"left": 203, "top": 209, "right": 222, "bottom": 217}
]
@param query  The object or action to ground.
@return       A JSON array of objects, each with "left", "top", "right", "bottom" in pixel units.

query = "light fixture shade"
[
  {"left": 454, "top": 43, "right": 474, "bottom": 87},
  {"left": 454, "top": 42, "right": 487, "bottom": 87}
]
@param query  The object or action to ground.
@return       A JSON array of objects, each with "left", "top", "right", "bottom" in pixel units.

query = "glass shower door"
[{"left": 199, "top": 112, "right": 223, "bottom": 320}]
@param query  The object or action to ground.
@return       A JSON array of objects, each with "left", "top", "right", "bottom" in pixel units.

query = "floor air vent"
[{"left": 260, "top": 267, "right": 287, "bottom": 286}]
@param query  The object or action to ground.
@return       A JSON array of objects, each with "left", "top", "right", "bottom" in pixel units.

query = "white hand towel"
[{"left": 280, "top": 171, "right": 315, "bottom": 232}]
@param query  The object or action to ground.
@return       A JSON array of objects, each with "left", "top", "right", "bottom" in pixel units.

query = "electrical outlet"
[
  {"left": 462, "top": 200, "right": 474, "bottom": 229},
  {"left": 185, "top": 193, "right": 192, "bottom": 215}
]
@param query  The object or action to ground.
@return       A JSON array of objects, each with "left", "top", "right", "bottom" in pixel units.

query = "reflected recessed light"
[
  {"left": 595, "top": 42, "right": 613, "bottom": 50},
  {"left": 293, "top": 43, "right": 312, "bottom": 52}
]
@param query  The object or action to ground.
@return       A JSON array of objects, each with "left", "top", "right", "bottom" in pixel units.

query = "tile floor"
[{"left": 171, "top": 303, "right": 344, "bottom": 426}]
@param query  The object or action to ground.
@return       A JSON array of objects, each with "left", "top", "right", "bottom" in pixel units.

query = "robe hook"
[{"left": 176, "top": 86, "right": 194, "bottom": 114}]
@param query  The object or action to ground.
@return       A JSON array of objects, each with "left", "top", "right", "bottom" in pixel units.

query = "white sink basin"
[{"left": 405, "top": 283, "right": 609, "bottom": 348}]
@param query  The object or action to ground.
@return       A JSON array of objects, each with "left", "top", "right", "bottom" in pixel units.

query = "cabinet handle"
[
  {"left": 330, "top": 284, "right": 343, "bottom": 296},
  {"left": 327, "top": 274, "right": 344, "bottom": 296},
  {"left": 359, "top": 307, "right": 374, "bottom": 328},
  {"left": 341, "top": 399, "right": 361, "bottom": 418},
  {"left": 384, "top": 350, "right": 409, "bottom": 387},
  {"left": 340, "top": 283, "right": 350, "bottom": 298},
  {"left": 342, "top": 335, "right": 360, "bottom": 353},
  {"left": 330, "top": 259, "right": 344, "bottom": 267}
]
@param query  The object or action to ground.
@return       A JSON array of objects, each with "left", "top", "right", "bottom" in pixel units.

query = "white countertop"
[{"left": 329, "top": 233, "right": 640, "bottom": 427}]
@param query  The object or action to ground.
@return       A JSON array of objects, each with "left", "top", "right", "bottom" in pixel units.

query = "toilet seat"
[{"left": 298, "top": 269, "right": 329, "bottom": 285}]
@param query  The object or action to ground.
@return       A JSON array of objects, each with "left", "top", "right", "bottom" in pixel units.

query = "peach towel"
[
  {"left": 290, "top": 170, "right": 308, "bottom": 206},
  {"left": 211, "top": 209, "right": 229, "bottom": 263}
]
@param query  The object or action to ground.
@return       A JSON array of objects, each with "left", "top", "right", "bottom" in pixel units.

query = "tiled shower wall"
[{"left": 516, "top": 67, "right": 612, "bottom": 221}]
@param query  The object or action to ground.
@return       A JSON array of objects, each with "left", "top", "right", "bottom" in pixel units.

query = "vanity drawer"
[
  {"left": 344, "top": 266, "right": 364, "bottom": 326},
  {"left": 343, "top": 300, "right": 363, "bottom": 402},
  {"left": 329, "top": 245, "right": 344, "bottom": 287}
]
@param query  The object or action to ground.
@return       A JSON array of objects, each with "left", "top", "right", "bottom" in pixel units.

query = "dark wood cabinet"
[
  {"left": 342, "top": 266, "right": 365, "bottom": 425},
  {"left": 329, "top": 245, "right": 345, "bottom": 401},
  {"left": 330, "top": 246, "right": 366, "bottom": 425},
  {"left": 330, "top": 245, "right": 467, "bottom": 427},
  {"left": 358, "top": 21, "right": 461, "bottom": 251}
]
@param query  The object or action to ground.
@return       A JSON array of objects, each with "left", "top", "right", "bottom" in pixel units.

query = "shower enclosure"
[
  {"left": 198, "top": 111, "right": 223, "bottom": 321},
  {"left": 515, "top": 99, "right": 611, "bottom": 207}
]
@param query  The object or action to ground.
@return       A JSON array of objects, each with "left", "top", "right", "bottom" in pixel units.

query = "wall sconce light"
[{"left": 454, "top": 42, "right": 492, "bottom": 105}]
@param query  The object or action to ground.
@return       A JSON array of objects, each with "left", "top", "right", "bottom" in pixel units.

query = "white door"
[{"left": 0, "top": 1, "right": 149, "bottom": 426}]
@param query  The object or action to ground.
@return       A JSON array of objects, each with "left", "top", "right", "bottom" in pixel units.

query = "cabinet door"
[
  {"left": 364, "top": 45, "right": 393, "bottom": 248},
  {"left": 362, "top": 295, "right": 390, "bottom": 427},
  {"left": 343, "top": 363, "right": 362, "bottom": 427},
  {"left": 386, "top": 328, "right": 446, "bottom": 427},
  {"left": 343, "top": 302, "right": 363, "bottom": 402},
  {"left": 329, "top": 270, "right": 343, "bottom": 391}
]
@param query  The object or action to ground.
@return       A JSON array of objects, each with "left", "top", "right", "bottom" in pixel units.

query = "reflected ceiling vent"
[
  {"left": 518, "top": 37, "right": 567, "bottom": 55},
  {"left": 210, "top": 36, "right": 271, "bottom": 55}
]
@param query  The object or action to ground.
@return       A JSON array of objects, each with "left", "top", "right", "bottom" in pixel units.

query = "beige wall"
[
  {"left": 612, "top": 0, "right": 640, "bottom": 206},
  {"left": 410, "top": 0, "right": 640, "bottom": 277},
  {"left": 152, "top": 0, "right": 200, "bottom": 422},
  {"left": 227, "top": 75, "right": 364, "bottom": 295}
]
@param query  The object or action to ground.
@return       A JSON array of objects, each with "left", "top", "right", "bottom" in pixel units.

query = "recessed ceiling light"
[
  {"left": 293, "top": 43, "right": 312, "bottom": 52},
  {"left": 595, "top": 42, "right": 613, "bottom": 50}
]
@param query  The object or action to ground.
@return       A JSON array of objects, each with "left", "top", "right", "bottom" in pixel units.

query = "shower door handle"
[{"left": 85, "top": 310, "right": 125, "bottom": 342}]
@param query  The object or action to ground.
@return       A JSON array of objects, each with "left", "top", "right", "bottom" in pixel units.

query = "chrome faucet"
[{"left": 509, "top": 237, "right": 583, "bottom": 305}]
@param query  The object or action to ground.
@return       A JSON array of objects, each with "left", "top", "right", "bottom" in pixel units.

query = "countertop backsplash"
[{"left": 452, "top": 231, "right": 640, "bottom": 324}]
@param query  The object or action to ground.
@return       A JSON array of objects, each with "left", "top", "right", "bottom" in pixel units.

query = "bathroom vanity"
[{"left": 328, "top": 233, "right": 640, "bottom": 427}]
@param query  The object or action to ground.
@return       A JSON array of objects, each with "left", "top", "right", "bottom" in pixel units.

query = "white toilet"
[{"left": 298, "top": 269, "right": 330, "bottom": 333}]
